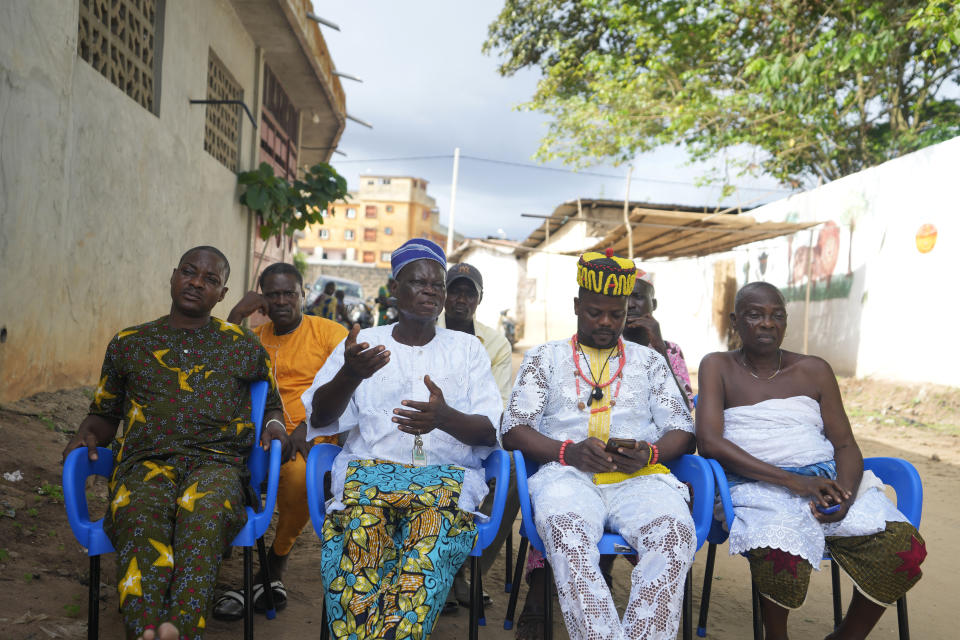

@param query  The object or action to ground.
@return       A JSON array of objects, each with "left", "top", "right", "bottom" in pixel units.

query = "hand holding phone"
[
  {"left": 605, "top": 438, "right": 637, "bottom": 453},
  {"left": 816, "top": 502, "right": 842, "bottom": 514}
]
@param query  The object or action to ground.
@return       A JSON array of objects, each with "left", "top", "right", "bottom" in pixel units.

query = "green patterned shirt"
[{"left": 89, "top": 315, "right": 282, "bottom": 478}]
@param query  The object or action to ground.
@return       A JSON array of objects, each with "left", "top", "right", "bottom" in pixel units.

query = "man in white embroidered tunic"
[
  {"left": 501, "top": 250, "right": 697, "bottom": 640},
  {"left": 301, "top": 238, "right": 503, "bottom": 640},
  {"left": 697, "top": 282, "right": 924, "bottom": 640}
]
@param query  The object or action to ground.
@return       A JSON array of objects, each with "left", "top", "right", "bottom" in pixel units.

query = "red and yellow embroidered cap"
[{"left": 577, "top": 248, "right": 636, "bottom": 297}]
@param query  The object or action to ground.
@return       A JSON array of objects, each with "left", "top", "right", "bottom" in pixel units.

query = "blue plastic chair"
[
  {"left": 503, "top": 450, "right": 715, "bottom": 640},
  {"left": 306, "top": 444, "right": 512, "bottom": 640},
  {"left": 62, "top": 380, "right": 282, "bottom": 640},
  {"left": 697, "top": 456, "right": 923, "bottom": 639}
]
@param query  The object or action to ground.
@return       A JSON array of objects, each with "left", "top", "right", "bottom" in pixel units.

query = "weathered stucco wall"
[
  {"left": 647, "top": 136, "right": 960, "bottom": 386},
  {"left": 0, "top": 1, "right": 261, "bottom": 402},
  {"left": 303, "top": 263, "right": 391, "bottom": 303},
  {"left": 450, "top": 245, "right": 520, "bottom": 329}
]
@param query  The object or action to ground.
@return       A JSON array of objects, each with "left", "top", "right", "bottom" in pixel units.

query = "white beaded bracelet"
[{"left": 265, "top": 418, "right": 285, "bottom": 435}]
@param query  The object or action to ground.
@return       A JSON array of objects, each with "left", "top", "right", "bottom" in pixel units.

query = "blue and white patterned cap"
[{"left": 390, "top": 238, "right": 446, "bottom": 278}]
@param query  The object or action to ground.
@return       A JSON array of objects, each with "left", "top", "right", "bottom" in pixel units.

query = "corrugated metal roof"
[{"left": 590, "top": 207, "right": 817, "bottom": 259}]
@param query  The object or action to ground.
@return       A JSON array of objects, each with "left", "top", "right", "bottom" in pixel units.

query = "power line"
[
  {"left": 333, "top": 155, "right": 452, "bottom": 163},
  {"left": 332, "top": 153, "right": 795, "bottom": 194}
]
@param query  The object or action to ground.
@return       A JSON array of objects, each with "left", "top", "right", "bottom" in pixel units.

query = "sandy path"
[{"left": 1, "top": 372, "right": 955, "bottom": 639}]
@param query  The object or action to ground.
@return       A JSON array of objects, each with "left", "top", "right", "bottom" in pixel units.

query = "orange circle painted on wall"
[{"left": 915, "top": 224, "right": 938, "bottom": 254}]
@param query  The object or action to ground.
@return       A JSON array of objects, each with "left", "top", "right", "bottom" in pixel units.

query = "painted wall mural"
[
  {"left": 916, "top": 224, "right": 937, "bottom": 253},
  {"left": 782, "top": 220, "right": 854, "bottom": 302}
]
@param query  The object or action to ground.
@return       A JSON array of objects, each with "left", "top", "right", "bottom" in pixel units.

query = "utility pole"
[
  {"left": 623, "top": 166, "right": 634, "bottom": 259},
  {"left": 543, "top": 222, "right": 550, "bottom": 342},
  {"left": 445, "top": 147, "right": 460, "bottom": 257}
]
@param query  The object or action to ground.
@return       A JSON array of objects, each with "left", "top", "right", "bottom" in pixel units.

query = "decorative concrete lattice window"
[
  {"left": 77, "top": 0, "right": 165, "bottom": 114},
  {"left": 260, "top": 65, "right": 299, "bottom": 181},
  {"left": 204, "top": 49, "right": 244, "bottom": 171}
]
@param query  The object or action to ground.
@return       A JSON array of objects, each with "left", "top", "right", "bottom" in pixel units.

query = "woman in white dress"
[{"left": 696, "top": 282, "right": 925, "bottom": 640}]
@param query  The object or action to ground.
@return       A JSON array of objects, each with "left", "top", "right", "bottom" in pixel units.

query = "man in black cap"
[
  {"left": 437, "top": 262, "right": 517, "bottom": 614},
  {"left": 440, "top": 263, "right": 513, "bottom": 406}
]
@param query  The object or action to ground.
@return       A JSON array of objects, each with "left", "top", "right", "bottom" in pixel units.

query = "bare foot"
[
  {"left": 158, "top": 623, "right": 179, "bottom": 640},
  {"left": 138, "top": 622, "right": 178, "bottom": 640}
]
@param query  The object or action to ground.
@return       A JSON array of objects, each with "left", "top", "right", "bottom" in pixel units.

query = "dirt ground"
[{"left": 1, "top": 371, "right": 957, "bottom": 639}]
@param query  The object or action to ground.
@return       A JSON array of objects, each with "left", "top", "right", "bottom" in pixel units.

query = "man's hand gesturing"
[
  {"left": 393, "top": 375, "right": 449, "bottom": 436},
  {"left": 342, "top": 324, "right": 390, "bottom": 379}
]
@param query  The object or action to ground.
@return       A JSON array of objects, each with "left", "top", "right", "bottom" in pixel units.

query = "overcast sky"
[{"left": 315, "top": 1, "right": 793, "bottom": 241}]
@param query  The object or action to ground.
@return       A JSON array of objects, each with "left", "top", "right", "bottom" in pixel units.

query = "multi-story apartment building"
[{"left": 300, "top": 175, "right": 450, "bottom": 268}]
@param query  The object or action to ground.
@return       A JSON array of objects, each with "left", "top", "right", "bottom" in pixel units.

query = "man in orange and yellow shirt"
[{"left": 217, "top": 262, "right": 347, "bottom": 618}]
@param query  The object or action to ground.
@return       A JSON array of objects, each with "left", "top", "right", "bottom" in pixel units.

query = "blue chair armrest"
[
  {"left": 706, "top": 456, "right": 923, "bottom": 531},
  {"left": 306, "top": 444, "right": 342, "bottom": 539},
  {"left": 665, "top": 454, "right": 715, "bottom": 550},
  {"left": 706, "top": 458, "right": 735, "bottom": 531},
  {"left": 62, "top": 446, "right": 116, "bottom": 555},
  {"left": 244, "top": 440, "right": 282, "bottom": 541},
  {"left": 864, "top": 457, "right": 923, "bottom": 529},
  {"left": 473, "top": 449, "right": 510, "bottom": 554},
  {"left": 512, "top": 450, "right": 547, "bottom": 553}
]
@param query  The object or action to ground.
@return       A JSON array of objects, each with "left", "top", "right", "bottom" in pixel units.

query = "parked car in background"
[{"left": 306, "top": 276, "right": 374, "bottom": 328}]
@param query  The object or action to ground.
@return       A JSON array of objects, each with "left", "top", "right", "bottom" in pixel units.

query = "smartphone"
[
  {"left": 817, "top": 502, "right": 842, "bottom": 514},
  {"left": 605, "top": 438, "right": 637, "bottom": 453}
]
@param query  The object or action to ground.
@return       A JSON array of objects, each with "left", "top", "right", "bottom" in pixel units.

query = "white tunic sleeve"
[
  {"left": 301, "top": 338, "right": 358, "bottom": 439},
  {"left": 463, "top": 336, "right": 504, "bottom": 460},
  {"left": 643, "top": 349, "right": 695, "bottom": 439},
  {"left": 500, "top": 344, "right": 553, "bottom": 442}
]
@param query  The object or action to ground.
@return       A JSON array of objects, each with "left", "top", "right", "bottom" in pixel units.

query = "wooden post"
[
  {"left": 802, "top": 229, "right": 815, "bottom": 354},
  {"left": 445, "top": 147, "right": 460, "bottom": 257},
  {"left": 543, "top": 223, "right": 550, "bottom": 342},
  {"left": 623, "top": 166, "right": 634, "bottom": 259}
]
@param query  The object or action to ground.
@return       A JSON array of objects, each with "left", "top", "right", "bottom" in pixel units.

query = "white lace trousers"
[{"left": 530, "top": 466, "right": 696, "bottom": 640}]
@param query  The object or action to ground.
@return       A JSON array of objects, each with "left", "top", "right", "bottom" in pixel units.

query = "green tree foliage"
[
  {"left": 238, "top": 162, "right": 349, "bottom": 241},
  {"left": 292, "top": 251, "right": 308, "bottom": 277},
  {"left": 484, "top": 0, "right": 960, "bottom": 187}
]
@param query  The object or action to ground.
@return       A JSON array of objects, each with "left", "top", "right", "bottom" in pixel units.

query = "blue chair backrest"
[
  {"left": 305, "top": 445, "right": 511, "bottom": 552},
  {"left": 513, "top": 451, "right": 714, "bottom": 551},
  {"left": 709, "top": 456, "right": 923, "bottom": 532},
  {"left": 863, "top": 457, "right": 923, "bottom": 528},
  {"left": 477, "top": 449, "right": 511, "bottom": 552},
  {"left": 306, "top": 443, "right": 342, "bottom": 538}
]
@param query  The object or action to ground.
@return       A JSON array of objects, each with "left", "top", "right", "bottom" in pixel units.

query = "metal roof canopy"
[
  {"left": 521, "top": 199, "right": 720, "bottom": 249},
  {"left": 590, "top": 207, "right": 818, "bottom": 259}
]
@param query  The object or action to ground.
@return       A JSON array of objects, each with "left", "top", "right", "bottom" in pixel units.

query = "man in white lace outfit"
[{"left": 501, "top": 250, "right": 696, "bottom": 640}]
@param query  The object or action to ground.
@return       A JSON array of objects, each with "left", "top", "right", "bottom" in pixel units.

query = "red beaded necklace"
[{"left": 570, "top": 334, "right": 626, "bottom": 412}]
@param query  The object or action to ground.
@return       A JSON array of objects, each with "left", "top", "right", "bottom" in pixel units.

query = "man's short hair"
[
  {"left": 179, "top": 246, "right": 230, "bottom": 283},
  {"left": 634, "top": 279, "right": 655, "bottom": 298},
  {"left": 258, "top": 262, "right": 303, "bottom": 290},
  {"left": 735, "top": 281, "right": 785, "bottom": 311}
]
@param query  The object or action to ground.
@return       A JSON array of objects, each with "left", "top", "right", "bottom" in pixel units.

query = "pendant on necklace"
[
  {"left": 411, "top": 434, "right": 427, "bottom": 467},
  {"left": 592, "top": 386, "right": 604, "bottom": 401}
]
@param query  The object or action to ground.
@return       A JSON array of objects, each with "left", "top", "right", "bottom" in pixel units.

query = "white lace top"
[
  {"left": 302, "top": 325, "right": 503, "bottom": 517},
  {"left": 501, "top": 339, "right": 693, "bottom": 444}
]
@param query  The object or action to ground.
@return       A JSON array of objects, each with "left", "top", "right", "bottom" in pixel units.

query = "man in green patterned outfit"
[{"left": 63, "top": 246, "right": 287, "bottom": 640}]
